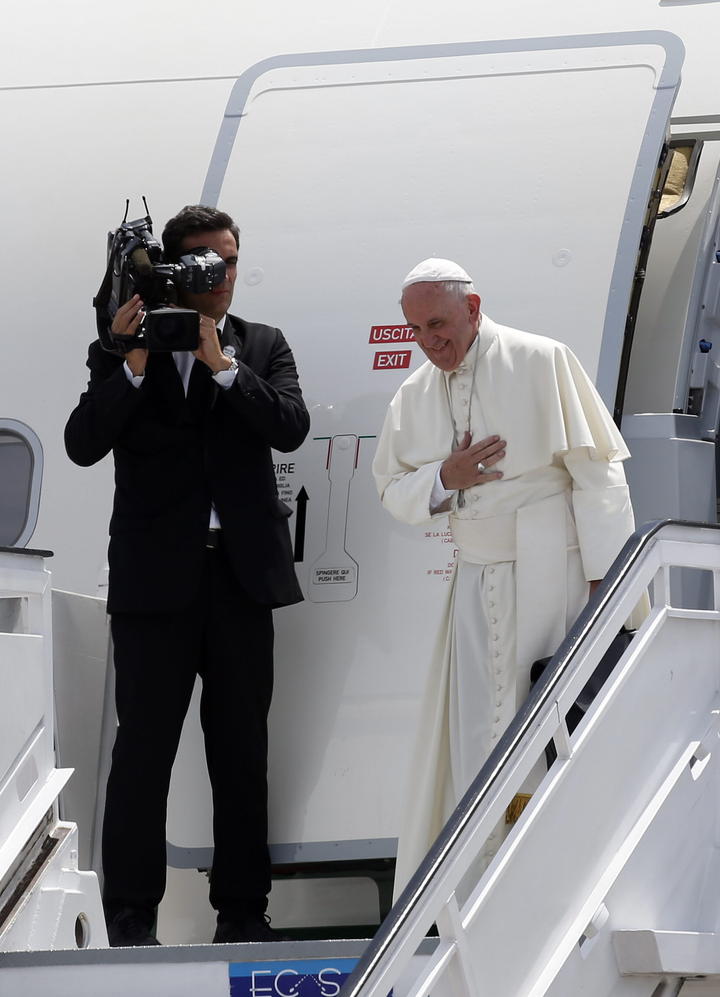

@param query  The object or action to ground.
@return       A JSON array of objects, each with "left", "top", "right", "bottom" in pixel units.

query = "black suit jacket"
[{"left": 65, "top": 314, "right": 310, "bottom": 613}]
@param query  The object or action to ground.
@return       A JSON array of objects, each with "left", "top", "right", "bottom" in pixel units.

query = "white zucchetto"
[{"left": 402, "top": 258, "right": 473, "bottom": 289}]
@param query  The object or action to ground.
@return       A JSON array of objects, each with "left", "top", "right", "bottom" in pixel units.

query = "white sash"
[{"left": 450, "top": 490, "right": 572, "bottom": 670}]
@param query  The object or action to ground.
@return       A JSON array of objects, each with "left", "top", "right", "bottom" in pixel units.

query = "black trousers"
[{"left": 102, "top": 543, "right": 274, "bottom": 916}]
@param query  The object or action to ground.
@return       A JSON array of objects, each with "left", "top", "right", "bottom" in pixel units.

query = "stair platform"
[
  {"left": 0, "top": 938, "right": 372, "bottom": 997},
  {"left": 615, "top": 930, "right": 720, "bottom": 978}
]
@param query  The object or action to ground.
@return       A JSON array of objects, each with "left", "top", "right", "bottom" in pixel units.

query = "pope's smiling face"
[{"left": 402, "top": 282, "right": 481, "bottom": 372}]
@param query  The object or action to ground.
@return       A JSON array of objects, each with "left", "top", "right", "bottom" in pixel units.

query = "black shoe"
[
  {"left": 213, "top": 914, "right": 288, "bottom": 943},
  {"left": 106, "top": 906, "right": 160, "bottom": 947}
]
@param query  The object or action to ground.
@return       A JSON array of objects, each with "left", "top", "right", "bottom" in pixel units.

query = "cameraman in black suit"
[{"left": 65, "top": 205, "right": 310, "bottom": 946}]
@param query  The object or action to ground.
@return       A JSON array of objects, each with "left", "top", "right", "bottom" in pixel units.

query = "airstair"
[
  {"left": 2, "top": 520, "right": 720, "bottom": 996},
  {"left": 341, "top": 520, "right": 720, "bottom": 997},
  {"left": 0, "top": 420, "right": 106, "bottom": 962},
  {"left": 0, "top": 545, "right": 107, "bottom": 957}
]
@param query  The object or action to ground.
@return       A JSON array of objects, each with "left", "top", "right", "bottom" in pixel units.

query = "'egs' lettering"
[{"left": 249, "top": 966, "right": 343, "bottom": 996}]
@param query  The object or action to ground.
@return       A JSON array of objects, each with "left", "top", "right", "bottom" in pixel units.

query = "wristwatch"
[{"left": 213, "top": 357, "right": 238, "bottom": 376}]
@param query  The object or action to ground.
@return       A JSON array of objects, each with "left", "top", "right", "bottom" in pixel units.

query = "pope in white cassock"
[{"left": 372, "top": 258, "right": 641, "bottom": 897}]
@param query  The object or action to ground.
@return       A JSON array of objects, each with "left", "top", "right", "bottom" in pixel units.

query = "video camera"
[{"left": 93, "top": 199, "right": 227, "bottom": 355}]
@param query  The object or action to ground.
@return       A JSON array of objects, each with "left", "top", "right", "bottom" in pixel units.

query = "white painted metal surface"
[
  {"left": 0, "top": 957, "right": 232, "bottom": 997},
  {"left": 615, "top": 931, "right": 720, "bottom": 977},
  {"left": 0, "top": 822, "right": 106, "bottom": 954},
  {"left": 0, "top": 939, "right": 370, "bottom": 997},
  {"left": 340, "top": 522, "right": 720, "bottom": 997},
  {"left": 0, "top": 551, "right": 61, "bottom": 883},
  {"left": 0, "top": 551, "right": 106, "bottom": 954},
  {"left": 51, "top": 590, "right": 112, "bottom": 871}
]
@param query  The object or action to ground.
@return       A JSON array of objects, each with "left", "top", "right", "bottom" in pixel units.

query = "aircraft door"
[{"left": 167, "top": 32, "right": 684, "bottom": 867}]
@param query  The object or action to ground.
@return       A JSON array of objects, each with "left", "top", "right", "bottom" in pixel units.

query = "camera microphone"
[{"left": 130, "top": 247, "right": 153, "bottom": 276}]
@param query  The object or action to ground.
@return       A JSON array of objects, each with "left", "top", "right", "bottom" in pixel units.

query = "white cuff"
[
  {"left": 212, "top": 366, "right": 238, "bottom": 389},
  {"left": 430, "top": 464, "right": 456, "bottom": 514},
  {"left": 123, "top": 360, "right": 144, "bottom": 388}
]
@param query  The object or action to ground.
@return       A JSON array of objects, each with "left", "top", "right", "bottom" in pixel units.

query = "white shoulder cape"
[{"left": 373, "top": 316, "right": 629, "bottom": 527}]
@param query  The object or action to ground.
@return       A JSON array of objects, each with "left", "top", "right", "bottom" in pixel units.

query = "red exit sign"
[
  {"left": 369, "top": 325, "right": 415, "bottom": 344},
  {"left": 373, "top": 350, "right": 412, "bottom": 370}
]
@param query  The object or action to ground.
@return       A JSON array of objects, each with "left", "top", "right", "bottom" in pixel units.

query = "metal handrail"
[{"left": 340, "top": 518, "right": 720, "bottom": 997}]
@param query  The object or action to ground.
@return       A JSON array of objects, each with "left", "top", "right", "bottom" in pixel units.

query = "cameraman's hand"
[
  {"left": 194, "top": 314, "right": 232, "bottom": 373},
  {"left": 112, "top": 294, "right": 148, "bottom": 376}
]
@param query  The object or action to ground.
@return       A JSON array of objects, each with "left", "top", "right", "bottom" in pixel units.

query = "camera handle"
[{"left": 92, "top": 250, "right": 128, "bottom": 354}]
